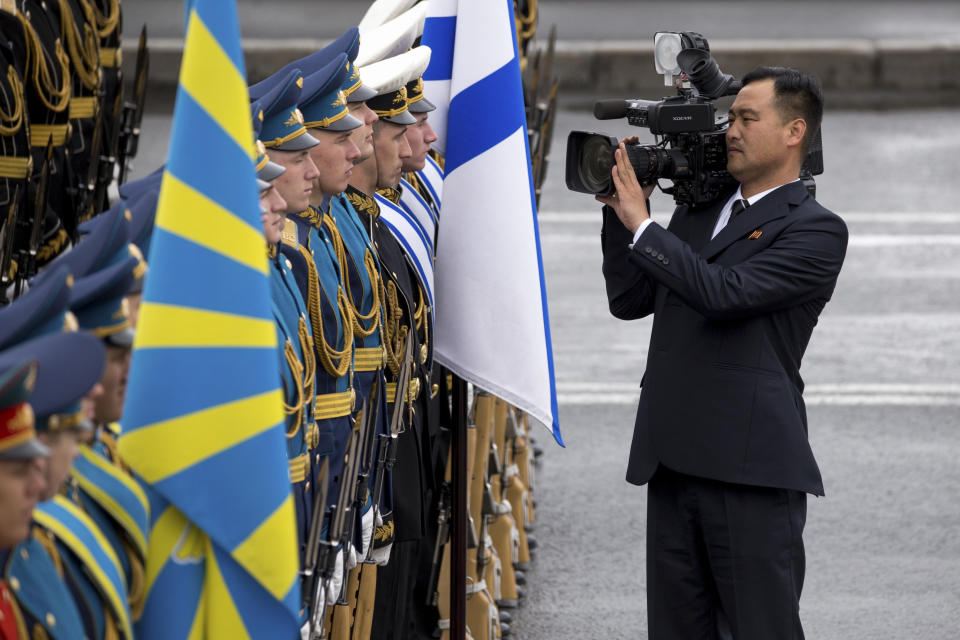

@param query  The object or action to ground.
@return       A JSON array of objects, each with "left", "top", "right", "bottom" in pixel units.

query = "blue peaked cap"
[
  {"left": 272, "top": 27, "right": 376, "bottom": 103},
  {"left": 0, "top": 266, "right": 74, "bottom": 350},
  {"left": 299, "top": 53, "right": 363, "bottom": 132},
  {"left": 70, "top": 256, "right": 139, "bottom": 349},
  {"left": 0, "top": 332, "right": 105, "bottom": 430},
  {"left": 249, "top": 69, "right": 320, "bottom": 151},
  {"left": 33, "top": 202, "right": 131, "bottom": 288}
]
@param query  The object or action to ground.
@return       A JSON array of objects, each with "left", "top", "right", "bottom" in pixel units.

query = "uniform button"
[
  {"left": 316, "top": 454, "right": 321, "bottom": 464},
  {"left": 19, "top": 548, "right": 28, "bottom": 560},
  {"left": 9, "top": 577, "right": 19, "bottom": 591},
  {"left": 663, "top": 257, "right": 670, "bottom": 265},
  {"left": 305, "top": 481, "right": 310, "bottom": 491},
  {"left": 644, "top": 246, "right": 653, "bottom": 254},
  {"left": 285, "top": 259, "right": 293, "bottom": 269},
  {"left": 657, "top": 253, "right": 665, "bottom": 261},
  {"left": 46, "top": 612, "right": 56, "bottom": 627}
]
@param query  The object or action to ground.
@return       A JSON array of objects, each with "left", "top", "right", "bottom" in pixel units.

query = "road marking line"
[{"left": 556, "top": 382, "right": 960, "bottom": 406}]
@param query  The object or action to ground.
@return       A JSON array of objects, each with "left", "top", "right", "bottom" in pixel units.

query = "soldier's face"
[
  {"left": 94, "top": 345, "right": 130, "bottom": 425},
  {"left": 36, "top": 430, "right": 82, "bottom": 501},
  {"left": 308, "top": 127, "right": 362, "bottom": 196},
  {"left": 259, "top": 185, "right": 287, "bottom": 244},
  {"left": 269, "top": 148, "right": 321, "bottom": 213},
  {"left": 374, "top": 120, "right": 412, "bottom": 189},
  {"left": 402, "top": 113, "right": 438, "bottom": 173},
  {"left": 0, "top": 457, "right": 46, "bottom": 548},
  {"left": 348, "top": 101, "right": 378, "bottom": 162}
]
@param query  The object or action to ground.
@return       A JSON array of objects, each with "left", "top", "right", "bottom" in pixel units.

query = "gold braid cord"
[
  {"left": 298, "top": 317, "right": 316, "bottom": 407},
  {"left": 323, "top": 214, "right": 381, "bottom": 339},
  {"left": 414, "top": 285, "right": 429, "bottom": 356},
  {"left": 81, "top": 0, "right": 119, "bottom": 40},
  {"left": 282, "top": 338, "right": 305, "bottom": 438},
  {"left": 297, "top": 243, "right": 354, "bottom": 378},
  {"left": 18, "top": 12, "right": 71, "bottom": 113},
  {"left": 59, "top": 0, "right": 101, "bottom": 91},
  {"left": 0, "top": 66, "right": 24, "bottom": 134},
  {"left": 379, "top": 277, "right": 408, "bottom": 377}
]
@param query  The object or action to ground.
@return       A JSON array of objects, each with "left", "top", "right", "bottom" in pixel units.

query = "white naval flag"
[{"left": 424, "top": 0, "right": 561, "bottom": 445}]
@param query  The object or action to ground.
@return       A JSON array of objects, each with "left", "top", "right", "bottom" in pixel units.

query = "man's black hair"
[{"left": 741, "top": 66, "right": 823, "bottom": 153}]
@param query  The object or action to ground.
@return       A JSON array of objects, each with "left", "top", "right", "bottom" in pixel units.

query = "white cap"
[
  {"left": 355, "top": 2, "right": 428, "bottom": 68},
  {"left": 362, "top": 45, "right": 432, "bottom": 96},
  {"left": 358, "top": 0, "right": 419, "bottom": 35}
]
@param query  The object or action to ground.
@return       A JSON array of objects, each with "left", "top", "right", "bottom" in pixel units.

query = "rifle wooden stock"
[
  {"left": 330, "top": 565, "right": 360, "bottom": 640},
  {"left": 469, "top": 394, "right": 495, "bottom": 540},
  {"left": 351, "top": 563, "right": 377, "bottom": 640}
]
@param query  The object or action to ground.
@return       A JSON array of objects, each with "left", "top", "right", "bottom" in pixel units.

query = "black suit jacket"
[{"left": 601, "top": 181, "right": 848, "bottom": 496}]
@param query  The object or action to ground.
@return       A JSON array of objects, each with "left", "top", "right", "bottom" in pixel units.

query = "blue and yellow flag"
[{"left": 117, "top": 0, "right": 299, "bottom": 636}]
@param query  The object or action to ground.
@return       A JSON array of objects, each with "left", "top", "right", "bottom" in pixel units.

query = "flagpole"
[{"left": 450, "top": 373, "right": 468, "bottom": 640}]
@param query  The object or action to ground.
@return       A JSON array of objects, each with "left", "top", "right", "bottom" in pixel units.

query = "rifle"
[
  {"left": 425, "top": 481, "right": 451, "bottom": 606},
  {"left": 116, "top": 25, "right": 148, "bottom": 186},
  {"left": 14, "top": 136, "right": 53, "bottom": 296},
  {"left": 0, "top": 186, "right": 20, "bottom": 305},
  {"left": 302, "top": 457, "right": 329, "bottom": 610},
  {"left": 76, "top": 95, "right": 104, "bottom": 228},
  {"left": 307, "top": 396, "right": 375, "bottom": 639},
  {"left": 369, "top": 332, "right": 413, "bottom": 533}
]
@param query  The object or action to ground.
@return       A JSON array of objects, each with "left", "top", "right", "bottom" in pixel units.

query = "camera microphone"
[{"left": 593, "top": 100, "right": 630, "bottom": 120}]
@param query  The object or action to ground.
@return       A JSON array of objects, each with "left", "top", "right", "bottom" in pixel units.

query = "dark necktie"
[{"left": 730, "top": 198, "right": 750, "bottom": 221}]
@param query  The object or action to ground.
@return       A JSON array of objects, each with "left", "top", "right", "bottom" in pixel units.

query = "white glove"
[
  {"left": 300, "top": 622, "right": 310, "bottom": 640},
  {"left": 360, "top": 504, "right": 374, "bottom": 559},
  {"left": 325, "top": 547, "right": 345, "bottom": 607},
  {"left": 367, "top": 511, "right": 392, "bottom": 565}
]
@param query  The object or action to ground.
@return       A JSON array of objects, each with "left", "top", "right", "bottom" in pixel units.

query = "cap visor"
[
  {"left": 323, "top": 113, "right": 364, "bottom": 132},
  {"left": 0, "top": 439, "right": 51, "bottom": 460},
  {"left": 408, "top": 96, "right": 436, "bottom": 113},
  {"left": 256, "top": 178, "right": 272, "bottom": 191},
  {"left": 382, "top": 110, "right": 417, "bottom": 126},
  {"left": 259, "top": 161, "right": 286, "bottom": 183},
  {"left": 273, "top": 131, "right": 320, "bottom": 151},
  {"left": 104, "top": 327, "right": 135, "bottom": 349},
  {"left": 347, "top": 84, "right": 378, "bottom": 103}
]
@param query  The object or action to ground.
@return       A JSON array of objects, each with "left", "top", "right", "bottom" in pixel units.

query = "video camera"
[{"left": 565, "top": 32, "right": 823, "bottom": 207}]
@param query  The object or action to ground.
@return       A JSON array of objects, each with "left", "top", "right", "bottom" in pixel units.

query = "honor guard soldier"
[
  {"left": 344, "top": 44, "right": 438, "bottom": 640},
  {"left": 0, "top": 283, "right": 133, "bottom": 640},
  {"left": 12, "top": 1, "right": 77, "bottom": 263},
  {"left": 250, "top": 67, "right": 363, "bottom": 621},
  {"left": 65, "top": 254, "right": 147, "bottom": 629},
  {"left": 399, "top": 73, "right": 440, "bottom": 246},
  {"left": 252, "top": 99, "right": 321, "bottom": 625},
  {"left": 0, "top": 360, "right": 70, "bottom": 640},
  {"left": 33, "top": 215, "right": 149, "bottom": 624}
]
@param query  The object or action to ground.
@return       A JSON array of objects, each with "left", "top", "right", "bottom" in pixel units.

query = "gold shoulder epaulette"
[
  {"left": 281, "top": 218, "right": 299, "bottom": 248},
  {"left": 346, "top": 189, "right": 379, "bottom": 217},
  {"left": 376, "top": 186, "right": 401, "bottom": 205},
  {"left": 294, "top": 206, "right": 323, "bottom": 229}
]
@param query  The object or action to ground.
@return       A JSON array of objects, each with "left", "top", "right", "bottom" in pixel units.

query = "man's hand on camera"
[{"left": 596, "top": 139, "right": 656, "bottom": 234}]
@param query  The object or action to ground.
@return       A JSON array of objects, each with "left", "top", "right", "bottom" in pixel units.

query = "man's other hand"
[{"left": 596, "top": 139, "right": 656, "bottom": 234}]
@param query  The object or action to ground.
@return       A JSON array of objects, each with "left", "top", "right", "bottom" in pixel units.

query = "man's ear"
[{"left": 785, "top": 118, "right": 807, "bottom": 150}]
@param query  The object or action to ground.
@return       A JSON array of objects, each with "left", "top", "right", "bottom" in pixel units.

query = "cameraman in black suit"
[{"left": 597, "top": 67, "right": 848, "bottom": 639}]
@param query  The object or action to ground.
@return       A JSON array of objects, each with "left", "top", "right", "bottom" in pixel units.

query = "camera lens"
[{"left": 580, "top": 135, "right": 614, "bottom": 193}]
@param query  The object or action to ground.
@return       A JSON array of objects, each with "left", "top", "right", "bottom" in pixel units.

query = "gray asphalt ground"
[{"left": 122, "top": 2, "right": 960, "bottom": 638}]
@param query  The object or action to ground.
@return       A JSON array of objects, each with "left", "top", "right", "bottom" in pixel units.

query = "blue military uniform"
[
  {"left": 252, "top": 100, "right": 318, "bottom": 609},
  {"left": 65, "top": 256, "right": 150, "bottom": 624},
  {"left": 0, "top": 299, "right": 133, "bottom": 639},
  {"left": 253, "top": 67, "right": 359, "bottom": 524}
]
